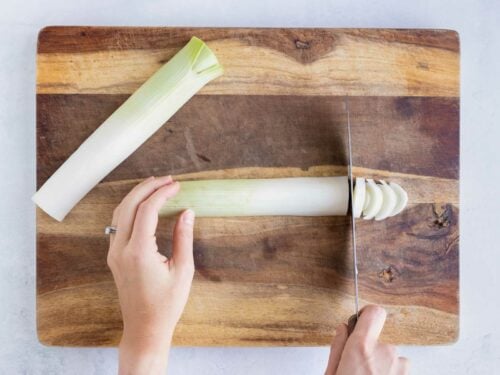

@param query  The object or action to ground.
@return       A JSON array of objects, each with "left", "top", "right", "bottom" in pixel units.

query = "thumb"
[
  {"left": 325, "top": 324, "right": 349, "bottom": 375},
  {"left": 172, "top": 209, "right": 195, "bottom": 273}
]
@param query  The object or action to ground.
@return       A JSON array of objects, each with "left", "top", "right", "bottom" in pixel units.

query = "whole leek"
[{"left": 33, "top": 37, "right": 223, "bottom": 221}]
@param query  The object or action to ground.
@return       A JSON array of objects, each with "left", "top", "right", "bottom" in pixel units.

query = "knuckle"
[
  {"left": 383, "top": 344, "right": 397, "bottom": 358},
  {"left": 362, "top": 304, "right": 386, "bottom": 321},
  {"left": 138, "top": 200, "right": 154, "bottom": 213},
  {"left": 372, "top": 305, "right": 387, "bottom": 319},
  {"left": 106, "top": 252, "right": 117, "bottom": 269},
  {"left": 352, "top": 338, "right": 371, "bottom": 358}
]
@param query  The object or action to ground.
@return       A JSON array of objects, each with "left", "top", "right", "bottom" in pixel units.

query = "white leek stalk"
[
  {"left": 160, "top": 177, "right": 349, "bottom": 217},
  {"left": 33, "top": 37, "right": 223, "bottom": 221}
]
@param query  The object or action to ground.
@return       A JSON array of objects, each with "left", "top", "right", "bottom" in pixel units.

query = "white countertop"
[{"left": 1, "top": 0, "right": 498, "bottom": 373}]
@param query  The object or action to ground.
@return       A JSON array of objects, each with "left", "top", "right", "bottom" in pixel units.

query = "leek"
[
  {"left": 160, "top": 177, "right": 349, "bottom": 217},
  {"left": 160, "top": 176, "right": 408, "bottom": 219},
  {"left": 33, "top": 37, "right": 223, "bottom": 221}
]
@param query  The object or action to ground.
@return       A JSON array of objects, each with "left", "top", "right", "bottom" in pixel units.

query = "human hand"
[
  {"left": 325, "top": 305, "right": 410, "bottom": 375},
  {"left": 107, "top": 176, "right": 195, "bottom": 374}
]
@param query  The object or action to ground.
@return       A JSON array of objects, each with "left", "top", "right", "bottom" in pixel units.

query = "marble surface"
[{"left": 0, "top": 0, "right": 498, "bottom": 373}]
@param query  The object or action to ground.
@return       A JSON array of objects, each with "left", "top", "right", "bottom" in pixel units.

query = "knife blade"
[{"left": 345, "top": 96, "right": 360, "bottom": 334}]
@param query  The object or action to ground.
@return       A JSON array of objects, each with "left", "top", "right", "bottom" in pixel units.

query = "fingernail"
[{"left": 183, "top": 209, "right": 195, "bottom": 225}]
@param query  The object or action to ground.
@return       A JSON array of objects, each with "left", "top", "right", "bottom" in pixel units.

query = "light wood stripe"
[{"left": 37, "top": 36, "right": 459, "bottom": 96}]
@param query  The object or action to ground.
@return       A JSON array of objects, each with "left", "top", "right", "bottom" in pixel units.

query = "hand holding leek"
[
  {"left": 107, "top": 176, "right": 195, "bottom": 374},
  {"left": 107, "top": 176, "right": 408, "bottom": 375}
]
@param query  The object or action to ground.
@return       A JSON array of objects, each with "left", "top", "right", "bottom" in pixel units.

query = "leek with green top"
[
  {"left": 33, "top": 37, "right": 223, "bottom": 221},
  {"left": 160, "top": 177, "right": 350, "bottom": 217},
  {"left": 161, "top": 176, "right": 408, "bottom": 219}
]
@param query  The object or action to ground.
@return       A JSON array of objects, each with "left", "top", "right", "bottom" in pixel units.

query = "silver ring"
[{"left": 104, "top": 226, "right": 117, "bottom": 235}]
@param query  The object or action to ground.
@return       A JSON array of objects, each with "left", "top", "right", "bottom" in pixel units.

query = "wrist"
[
  {"left": 119, "top": 329, "right": 173, "bottom": 375},
  {"left": 120, "top": 327, "right": 173, "bottom": 352}
]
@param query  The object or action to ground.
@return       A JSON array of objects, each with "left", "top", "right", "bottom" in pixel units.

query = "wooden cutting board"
[{"left": 36, "top": 27, "right": 459, "bottom": 346}]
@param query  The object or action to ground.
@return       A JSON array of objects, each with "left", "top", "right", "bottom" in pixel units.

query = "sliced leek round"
[
  {"left": 363, "top": 184, "right": 371, "bottom": 212},
  {"left": 362, "top": 179, "right": 383, "bottom": 220},
  {"left": 375, "top": 180, "right": 398, "bottom": 221},
  {"left": 389, "top": 182, "right": 409, "bottom": 217},
  {"left": 352, "top": 177, "right": 366, "bottom": 218}
]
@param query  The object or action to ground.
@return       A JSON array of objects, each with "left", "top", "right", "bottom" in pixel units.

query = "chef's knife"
[{"left": 345, "top": 96, "right": 360, "bottom": 335}]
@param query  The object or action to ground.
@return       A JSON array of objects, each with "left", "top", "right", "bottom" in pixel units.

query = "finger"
[
  {"left": 375, "top": 343, "right": 398, "bottom": 373},
  {"left": 396, "top": 357, "right": 410, "bottom": 375},
  {"left": 172, "top": 209, "right": 195, "bottom": 271},
  {"left": 115, "top": 176, "right": 173, "bottom": 243},
  {"left": 109, "top": 204, "right": 121, "bottom": 249},
  {"left": 325, "top": 324, "right": 348, "bottom": 375},
  {"left": 352, "top": 305, "right": 387, "bottom": 342},
  {"left": 107, "top": 204, "right": 121, "bottom": 272},
  {"left": 130, "top": 182, "right": 180, "bottom": 244}
]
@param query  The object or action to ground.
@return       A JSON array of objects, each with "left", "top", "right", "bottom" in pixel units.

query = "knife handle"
[{"left": 347, "top": 313, "right": 358, "bottom": 336}]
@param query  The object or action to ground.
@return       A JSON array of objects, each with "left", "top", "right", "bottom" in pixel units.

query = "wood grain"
[
  {"left": 36, "top": 27, "right": 460, "bottom": 346},
  {"left": 37, "top": 28, "right": 459, "bottom": 97},
  {"left": 37, "top": 95, "right": 458, "bottom": 184},
  {"left": 37, "top": 201, "right": 458, "bottom": 346},
  {"left": 37, "top": 27, "right": 460, "bottom": 54}
]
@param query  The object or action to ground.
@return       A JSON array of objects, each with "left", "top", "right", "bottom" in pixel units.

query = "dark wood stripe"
[
  {"left": 37, "top": 27, "right": 459, "bottom": 61},
  {"left": 36, "top": 94, "right": 459, "bottom": 187},
  {"left": 37, "top": 234, "right": 110, "bottom": 295}
]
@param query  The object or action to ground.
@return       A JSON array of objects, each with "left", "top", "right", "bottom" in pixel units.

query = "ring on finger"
[{"left": 105, "top": 225, "right": 118, "bottom": 235}]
